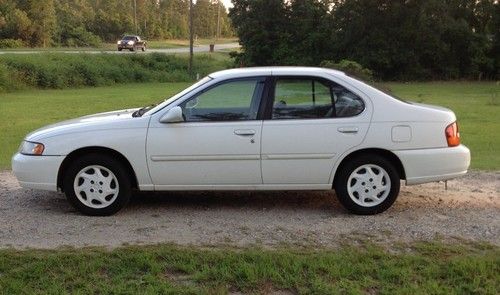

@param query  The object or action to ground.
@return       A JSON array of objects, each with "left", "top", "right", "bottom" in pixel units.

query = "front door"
[{"left": 146, "top": 77, "right": 266, "bottom": 188}]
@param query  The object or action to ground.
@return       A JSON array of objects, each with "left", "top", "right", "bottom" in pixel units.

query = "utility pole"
[
  {"left": 133, "top": 0, "right": 138, "bottom": 34},
  {"left": 189, "top": 0, "right": 194, "bottom": 76},
  {"left": 216, "top": 0, "right": 221, "bottom": 40}
]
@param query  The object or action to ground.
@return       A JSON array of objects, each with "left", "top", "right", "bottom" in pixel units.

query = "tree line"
[
  {"left": 0, "top": 0, "right": 233, "bottom": 48},
  {"left": 229, "top": 0, "right": 499, "bottom": 80}
]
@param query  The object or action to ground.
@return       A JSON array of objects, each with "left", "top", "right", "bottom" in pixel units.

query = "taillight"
[{"left": 445, "top": 122, "right": 460, "bottom": 147}]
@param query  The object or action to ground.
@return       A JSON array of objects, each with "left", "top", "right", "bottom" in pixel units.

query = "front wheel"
[
  {"left": 334, "top": 154, "right": 400, "bottom": 215},
  {"left": 63, "top": 154, "right": 131, "bottom": 216},
  {"left": 141, "top": 46, "right": 146, "bottom": 52}
]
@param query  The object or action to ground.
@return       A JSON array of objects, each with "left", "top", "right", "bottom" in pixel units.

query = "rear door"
[{"left": 261, "top": 75, "right": 371, "bottom": 185}]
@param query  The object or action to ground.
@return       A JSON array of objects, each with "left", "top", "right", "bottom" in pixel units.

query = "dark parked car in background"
[{"left": 117, "top": 35, "right": 146, "bottom": 52}]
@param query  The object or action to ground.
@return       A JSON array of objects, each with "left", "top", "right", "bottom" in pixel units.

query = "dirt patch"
[{"left": 0, "top": 170, "right": 498, "bottom": 249}]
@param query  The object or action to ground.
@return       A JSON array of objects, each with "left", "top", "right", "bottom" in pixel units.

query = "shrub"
[
  {"left": 0, "top": 53, "right": 233, "bottom": 92},
  {"left": 320, "top": 59, "right": 374, "bottom": 82},
  {"left": 63, "top": 27, "right": 102, "bottom": 47},
  {"left": 0, "top": 39, "right": 25, "bottom": 48}
]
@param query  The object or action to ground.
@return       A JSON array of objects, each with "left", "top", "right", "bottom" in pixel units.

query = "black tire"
[
  {"left": 118, "top": 48, "right": 122, "bottom": 51},
  {"left": 141, "top": 46, "right": 146, "bottom": 52},
  {"left": 63, "top": 153, "right": 132, "bottom": 216},
  {"left": 334, "top": 154, "right": 400, "bottom": 215},
  {"left": 130, "top": 47, "right": 135, "bottom": 52}
]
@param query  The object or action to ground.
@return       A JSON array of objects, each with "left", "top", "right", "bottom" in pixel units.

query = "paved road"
[
  {"left": 0, "top": 42, "right": 240, "bottom": 55},
  {"left": 0, "top": 170, "right": 498, "bottom": 249}
]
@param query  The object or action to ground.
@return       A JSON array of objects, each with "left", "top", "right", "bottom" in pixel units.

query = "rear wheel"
[
  {"left": 118, "top": 48, "right": 122, "bottom": 51},
  {"left": 334, "top": 154, "right": 400, "bottom": 215},
  {"left": 141, "top": 46, "right": 146, "bottom": 52},
  {"left": 63, "top": 154, "right": 131, "bottom": 216}
]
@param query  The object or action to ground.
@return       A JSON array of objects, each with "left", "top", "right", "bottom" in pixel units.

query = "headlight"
[
  {"left": 19, "top": 141, "right": 45, "bottom": 156},
  {"left": 117, "top": 41, "right": 121, "bottom": 44},
  {"left": 127, "top": 41, "right": 134, "bottom": 45}
]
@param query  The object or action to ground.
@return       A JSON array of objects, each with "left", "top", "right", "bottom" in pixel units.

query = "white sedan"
[{"left": 12, "top": 67, "right": 470, "bottom": 216}]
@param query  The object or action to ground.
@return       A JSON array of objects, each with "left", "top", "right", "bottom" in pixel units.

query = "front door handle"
[
  {"left": 234, "top": 129, "right": 256, "bottom": 136},
  {"left": 337, "top": 127, "right": 359, "bottom": 134}
]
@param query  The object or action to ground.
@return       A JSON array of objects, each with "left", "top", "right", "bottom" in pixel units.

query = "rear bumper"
[
  {"left": 394, "top": 145, "right": 471, "bottom": 185},
  {"left": 11, "top": 153, "right": 64, "bottom": 191}
]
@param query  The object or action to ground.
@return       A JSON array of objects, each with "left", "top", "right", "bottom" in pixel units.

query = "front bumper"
[
  {"left": 394, "top": 144, "right": 471, "bottom": 185},
  {"left": 11, "top": 153, "right": 64, "bottom": 191},
  {"left": 118, "top": 44, "right": 135, "bottom": 49}
]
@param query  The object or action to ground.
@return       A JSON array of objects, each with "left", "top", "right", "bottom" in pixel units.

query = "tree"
[
  {"left": 229, "top": 0, "right": 289, "bottom": 66},
  {"left": 230, "top": 0, "right": 498, "bottom": 80},
  {"left": 28, "top": 0, "right": 57, "bottom": 47}
]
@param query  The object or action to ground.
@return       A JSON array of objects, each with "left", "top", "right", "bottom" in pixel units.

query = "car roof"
[{"left": 208, "top": 66, "right": 346, "bottom": 79}]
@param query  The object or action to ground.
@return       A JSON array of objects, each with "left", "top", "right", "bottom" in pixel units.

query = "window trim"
[
  {"left": 263, "top": 75, "right": 365, "bottom": 121},
  {"left": 178, "top": 76, "right": 269, "bottom": 123}
]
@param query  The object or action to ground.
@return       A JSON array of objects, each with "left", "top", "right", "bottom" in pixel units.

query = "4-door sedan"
[{"left": 12, "top": 67, "right": 470, "bottom": 216}]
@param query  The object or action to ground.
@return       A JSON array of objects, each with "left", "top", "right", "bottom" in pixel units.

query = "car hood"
[{"left": 26, "top": 108, "right": 147, "bottom": 141}]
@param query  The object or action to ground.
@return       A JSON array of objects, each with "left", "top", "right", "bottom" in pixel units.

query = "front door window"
[{"left": 180, "top": 78, "right": 264, "bottom": 122}]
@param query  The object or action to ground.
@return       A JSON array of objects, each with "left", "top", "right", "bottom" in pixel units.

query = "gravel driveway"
[{"left": 0, "top": 170, "right": 498, "bottom": 249}]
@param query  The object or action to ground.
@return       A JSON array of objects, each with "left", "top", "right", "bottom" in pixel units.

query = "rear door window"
[{"left": 271, "top": 78, "right": 364, "bottom": 119}]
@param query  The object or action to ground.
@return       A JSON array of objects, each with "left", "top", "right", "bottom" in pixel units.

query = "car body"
[
  {"left": 117, "top": 35, "right": 146, "bottom": 52},
  {"left": 12, "top": 67, "right": 470, "bottom": 215}
]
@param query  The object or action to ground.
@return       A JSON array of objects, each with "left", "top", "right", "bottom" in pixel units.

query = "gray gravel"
[{"left": 0, "top": 170, "right": 498, "bottom": 249}]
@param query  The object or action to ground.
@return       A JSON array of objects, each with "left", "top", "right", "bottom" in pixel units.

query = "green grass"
[
  {"left": 0, "top": 81, "right": 498, "bottom": 170},
  {"left": 381, "top": 82, "right": 499, "bottom": 170},
  {"left": 0, "top": 241, "right": 498, "bottom": 294}
]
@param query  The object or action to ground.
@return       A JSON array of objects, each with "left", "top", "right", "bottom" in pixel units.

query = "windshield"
[
  {"left": 141, "top": 76, "right": 213, "bottom": 116},
  {"left": 122, "top": 36, "right": 136, "bottom": 40}
]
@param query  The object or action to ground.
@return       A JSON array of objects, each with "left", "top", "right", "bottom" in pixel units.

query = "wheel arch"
[
  {"left": 332, "top": 148, "right": 406, "bottom": 185},
  {"left": 57, "top": 146, "right": 139, "bottom": 191}
]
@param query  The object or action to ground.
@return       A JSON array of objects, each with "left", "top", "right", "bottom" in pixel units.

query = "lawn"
[
  {"left": 0, "top": 241, "right": 498, "bottom": 294},
  {"left": 0, "top": 81, "right": 498, "bottom": 170}
]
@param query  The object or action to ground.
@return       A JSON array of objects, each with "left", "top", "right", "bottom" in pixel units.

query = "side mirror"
[{"left": 159, "top": 106, "right": 184, "bottom": 123}]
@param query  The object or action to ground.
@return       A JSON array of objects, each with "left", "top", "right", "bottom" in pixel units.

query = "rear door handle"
[
  {"left": 234, "top": 129, "right": 256, "bottom": 136},
  {"left": 337, "top": 127, "right": 359, "bottom": 134}
]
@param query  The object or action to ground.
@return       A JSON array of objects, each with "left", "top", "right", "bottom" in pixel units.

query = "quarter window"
[
  {"left": 180, "top": 78, "right": 264, "bottom": 122},
  {"left": 272, "top": 78, "right": 364, "bottom": 119}
]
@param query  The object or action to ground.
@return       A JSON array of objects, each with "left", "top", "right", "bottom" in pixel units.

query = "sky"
[{"left": 220, "top": 0, "right": 234, "bottom": 8}]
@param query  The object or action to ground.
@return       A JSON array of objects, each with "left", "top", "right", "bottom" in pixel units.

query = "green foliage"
[
  {"left": 229, "top": 0, "right": 499, "bottom": 80},
  {"left": 0, "top": 52, "right": 232, "bottom": 90},
  {"left": 0, "top": 38, "right": 25, "bottom": 48},
  {"left": 320, "top": 60, "right": 374, "bottom": 81},
  {"left": 62, "top": 26, "right": 101, "bottom": 47},
  {"left": 0, "top": 0, "right": 235, "bottom": 48},
  {"left": 0, "top": 242, "right": 498, "bottom": 294}
]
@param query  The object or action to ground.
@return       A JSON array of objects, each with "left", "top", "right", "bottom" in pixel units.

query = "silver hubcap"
[
  {"left": 347, "top": 164, "right": 391, "bottom": 207},
  {"left": 73, "top": 165, "right": 119, "bottom": 209}
]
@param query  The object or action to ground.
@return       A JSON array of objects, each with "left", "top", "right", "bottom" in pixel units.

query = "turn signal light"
[{"left": 445, "top": 122, "right": 460, "bottom": 147}]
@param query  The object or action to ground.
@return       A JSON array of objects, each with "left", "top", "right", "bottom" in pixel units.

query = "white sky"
[
  {"left": 192, "top": 0, "right": 233, "bottom": 8},
  {"left": 220, "top": 0, "right": 234, "bottom": 8}
]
